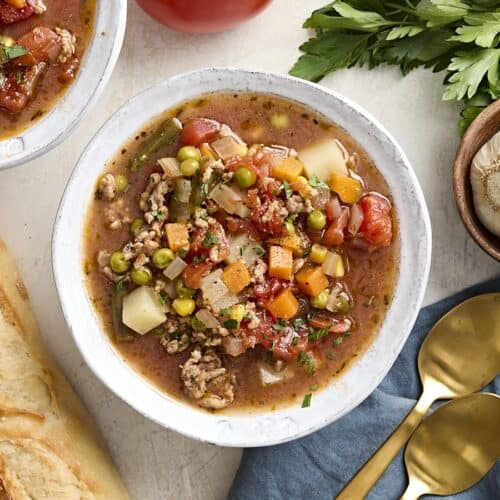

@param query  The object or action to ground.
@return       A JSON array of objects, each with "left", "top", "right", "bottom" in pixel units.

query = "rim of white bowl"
[
  {"left": 53, "top": 68, "right": 432, "bottom": 447},
  {"left": 0, "top": 1, "right": 127, "bottom": 170}
]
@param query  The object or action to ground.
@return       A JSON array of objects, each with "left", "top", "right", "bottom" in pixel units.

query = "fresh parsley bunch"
[{"left": 290, "top": 0, "right": 500, "bottom": 134}]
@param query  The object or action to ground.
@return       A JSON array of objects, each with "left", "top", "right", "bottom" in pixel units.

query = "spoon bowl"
[
  {"left": 337, "top": 293, "right": 500, "bottom": 499},
  {"left": 402, "top": 393, "right": 500, "bottom": 499}
]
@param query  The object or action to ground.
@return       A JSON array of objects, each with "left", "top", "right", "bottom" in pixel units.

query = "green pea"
[
  {"left": 180, "top": 159, "right": 200, "bottom": 176},
  {"left": 285, "top": 220, "right": 295, "bottom": 236},
  {"left": 177, "top": 146, "right": 201, "bottom": 163},
  {"left": 131, "top": 218, "right": 145, "bottom": 234},
  {"left": 332, "top": 295, "right": 350, "bottom": 315},
  {"left": 131, "top": 267, "right": 152, "bottom": 286},
  {"left": 114, "top": 174, "right": 129, "bottom": 192},
  {"left": 175, "top": 279, "right": 196, "bottom": 298},
  {"left": 234, "top": 166, "right": 257, "bottom": 189},
  {"left": 152, "top": 248, "right": 175, "bottom": 269},
  {"left": 311, "top": 289, "right": 329, "bottom": 310},
  {"left": 307, "top": 209, "right": 327, "bottom": 231},
  {"left": 191, "top": 317, "right": 207, "bottom": 332},
  {"left": 110, "top": 252, "right": 130, "bottom": 274}
]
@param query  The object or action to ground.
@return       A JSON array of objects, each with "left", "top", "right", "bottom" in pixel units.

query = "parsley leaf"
[
  {"left": 308, "top": 175, "right": 328, "bottom": 189},
  {"left": 308, "top": 326, "right": 331, "bottom": 342},
  {"left": 283, "top": 180, "right": 293, "bottom": 199},
  {"left": 272, "top": 320, "right": 288, "bottom": 331},
  {"left": 224, "top": 319, "right": 239, "bottom": 330},
  {"left": 301, "top": 393, "right": 312, "bottom": 408},
  {"left": 0, "top": 43, "right": 28, "bottom": 65},
  {"left": 297, "top": 351, "right": 315, "bottom": 375},
  {"left": 450, "top": 11, "right": 500, "bottom": 48},
  {"left": 201, "top": 230, "right": 219, "bottom": 248}
]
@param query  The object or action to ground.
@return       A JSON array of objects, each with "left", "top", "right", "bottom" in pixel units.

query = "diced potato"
[
  {"left": 226, "top": 233, "right": 262, "bottom": 266},
  {"left": 158, "top": 157, "right": 181, "bottom": 178},
  {"left": 122, "top": 286, "right": 166, "bottom": 335},
  {"left": 269, "top": 245, "right": 293, "bottom": 280},
  {"left": 209, "top": 183, "right": 250, "bottom": 218},
  {"left": 267, "top": 289, "right": 299, "bottom": 320},
  {"left": 165, "top": 223, "right": 189, "bottom": 252},
  {"left": 258, "top": 363, "right": 294, "bottom": 386},
  {"left": 211, "top": 136, "right": 248, "bottom": 160},
  {"left": 268, "top": 234, "right": 304, "bottom": 257},
  {"left": 212, "top": 293, "right": 240, "bottom": 313},
  {"left": 329, "top": 173, "right": 363, "bottom": 203},
  {"left": 298, "top": 138, "right": 349, "bottom": 182},
  {"left": 222, "top": 260, "right": 251, "bottom": 294},
  {"left": 322, "top": 252, "right": 345, "bottom": 278},
  {"left": 295, "top": 266, "right": 329, "bottom": 297},
  {"left": 201, "top": 269, "right": 229, "bottom": 306},
  {"left": 272, "top": 157, "right": 304, "bottom": 182}
]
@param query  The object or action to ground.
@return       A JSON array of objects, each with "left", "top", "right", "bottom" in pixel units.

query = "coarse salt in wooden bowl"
[{"left": 453, "top": 100, "right": 500, "bottom": 262}]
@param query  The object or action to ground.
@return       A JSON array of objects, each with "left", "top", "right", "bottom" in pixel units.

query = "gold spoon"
[
  {"left": 337, "top": 293, "right": 500, "bottom": 499},
  {"left": 401, "top": 393, "right": 500, "bottom": 499}
]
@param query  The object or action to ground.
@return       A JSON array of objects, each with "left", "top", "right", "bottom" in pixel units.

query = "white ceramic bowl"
[
  {"left": 53, "top": 68, "right": 432, "bottom": 447},
  {"left": 0, "top": 1, "right": 127, "bottom": 170}
]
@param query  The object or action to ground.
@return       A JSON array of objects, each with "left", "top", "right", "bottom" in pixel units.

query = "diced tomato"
[
  {"left": 182, "top": 261, "right": 213, "bottom": 289},
  {"left": 225, "top": 215, "right": 261, "bottom": 240},
  {"left": 188, "top": 222, "right": 229, "bottom": 263},
  {"left": 359, "top": 194, "right": 393, "bottom": 247},
  {"left": 0, "top": 62, "right": 45, "bottom": 113},
  {"left": 16, "top": 27, "right": 62, "bottom": 66},
  {"left": 253, "top": 278, "right": 286, "bottom": 306},
  {"left": 181, "top": 118, "right": 220, "bottom": 146},
  {"left": 322, "top": 207, "right": 349, "bottom": 246},
  {"left": 0, "top": 0, "right": 34, "bottom": 24},
  {"left": 251, "top": 198, "right": 286, "bottom": 236},
  {"left": 271, "top": 329, "right": 308, "bottom": 361}
]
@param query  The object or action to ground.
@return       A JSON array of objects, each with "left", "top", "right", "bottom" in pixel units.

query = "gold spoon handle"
[{"left": 336, "top": 391, "right": 434, "bottom": 500}]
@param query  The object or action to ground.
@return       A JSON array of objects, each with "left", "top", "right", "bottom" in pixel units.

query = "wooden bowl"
[{"left": 453, "top": 100, "right": 500, "bottom": 261}]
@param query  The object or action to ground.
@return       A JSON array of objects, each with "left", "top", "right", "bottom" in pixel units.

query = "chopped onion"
[
  {"left": 174, "top": 178, "right": 192, "bottom": 203},
  {"left": 223, "top": 337, "right": 246, "bottom": 357},
  {"left": 196, "top": 309, "right": 220, "bottom": 329},
  {"left": 258, "top": 363, "right": 294, "bottom": 386},
  {"left": 322, "top": 251, "right": 345, "bottom": 278},
  {"left": 326, "top": 285, "right": 342, "bottom": 313},
  {"left": 163, "top": 257, "right": 187, "bottom": 280},
  {"left": 212, "top": 293, "right": 239, "bottom": 312},
  {"left": 211, "top": 136, "right": 247, "bottom": 160},
  {"left": 327, "top": 195, "right": 342, "bottom": 219},
  {"left": 163, "top": 279, "right": 176, "bottom": 299},
  {"left": 219, "top": 124, "right": 247, "bottom": 145},
  {"left": 348, "top": 203, "right": 364, "bottom": 235},
  {"left": 158, "top": 157, "right": 181, "bottom": 178},
  {"left": 209, "top": 183, "right": 250, "bottom": 218}
]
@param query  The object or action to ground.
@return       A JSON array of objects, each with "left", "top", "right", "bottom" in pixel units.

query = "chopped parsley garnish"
[
  {"left": 293, "top": 318, "right": 305, "bottom": 329},
  {"left": 201, "top": 183, "right": 209, "bottom": 196},
  {"left": 0, "top": 43, "right": 28, "bottom": 65},
  {"left": 333, "top": 336, "right": 344, "bottom": 347},
  {"left": 254, "top": 246, "right": 265, "bottom": 256},
  {"left": 308, "top": 326, "right": 330, "bottom": 342},
  {"left": 202, "top": 230, "right": 219, "bottom": 248},
  {"left": 123, "top": 185, "right": 130, "bottom": 194},
  {"left": 150, "top": 210, "right": 165, "bottom": 221},
  {"left": 292, "top": 337, "right": 299, "bottom": 347},
  {"left": 224, "top": 319, "right": 239, "bottom": 330},
  {"left": 178, "top": 248, "right": 188, "bottom": 258},
  {"left": 157, "top": 291, "right": 168, "bottom": 306},
  {"left": 308, "top": 175, "right": 328, "bottom": 189},
  {"left": 283, "top": 180, "right": 293, "bottom": 199},
  {"left": 309, "top": 383, "right": 319, "bottom": 392},
  {"left": 297, "top": 351, "right": 315, "bottom": 376},
  {"left": 220, "top": 307, "right": 233, "bottom": 316},
  {"left": 16, "top": 71, "right": 24, "bottom": 85},
  {"left": 272, "top": 320, "right": 288, "bottom": 331},
  {"left": 301, "top": 393, "right": 312, "bottom": 408},
  {"left": 169, "top": 330, "right": 182, "bottom": 340}
]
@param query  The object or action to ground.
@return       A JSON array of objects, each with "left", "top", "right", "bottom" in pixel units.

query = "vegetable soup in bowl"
[
  {"left": 53, "top": 69, "right": 431, "bottom": 446},
  {"left": 0, "top": 0, "right": 127, "bottom": 169}
]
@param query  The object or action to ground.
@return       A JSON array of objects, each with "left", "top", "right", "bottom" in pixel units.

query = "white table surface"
[{"left": 0, "top": 1, "right": 498, "bottom": 498}]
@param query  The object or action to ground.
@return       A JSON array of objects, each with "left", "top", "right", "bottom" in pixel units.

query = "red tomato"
[
  {"left": 181, "top": 118, "right": 220, "bottom": 146},
  {"left": 183, "top": 261, "right": 213, "bottom": 289},
  {"left": 359, "top": 194, "right": 393, "bottom": 247},
  {"left": 136, "top": 0, "right": 272, "bottom": 33},
  {"left": 0, "top": 0, "right": 34, "bottom": 25},
  {"left": 322, "top": 207, "right": 349, "bottom": 246}
]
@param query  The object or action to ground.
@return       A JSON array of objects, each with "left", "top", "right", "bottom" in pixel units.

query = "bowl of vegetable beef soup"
[
  {"left": 0, "top": 0, "right": 127, "bottom": 169},
  {"left": 53, "top": 69, "right": 431, "bottom": 446}
]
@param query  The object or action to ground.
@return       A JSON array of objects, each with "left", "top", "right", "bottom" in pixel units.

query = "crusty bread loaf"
[{"left": 0, "top": 239, "right": 129, "bottom": 500}]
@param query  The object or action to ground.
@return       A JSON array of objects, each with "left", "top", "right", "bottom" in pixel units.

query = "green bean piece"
[
  {"left": 111, "top": 279, "right": 134, "bottom": 342},
  {"left": 128, "top": 118, "right": 182, "bottom": 172}
]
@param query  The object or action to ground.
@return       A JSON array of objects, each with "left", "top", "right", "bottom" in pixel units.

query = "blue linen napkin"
[{"left": 229, "top": 278, "right": 500, "bottom": 500}]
